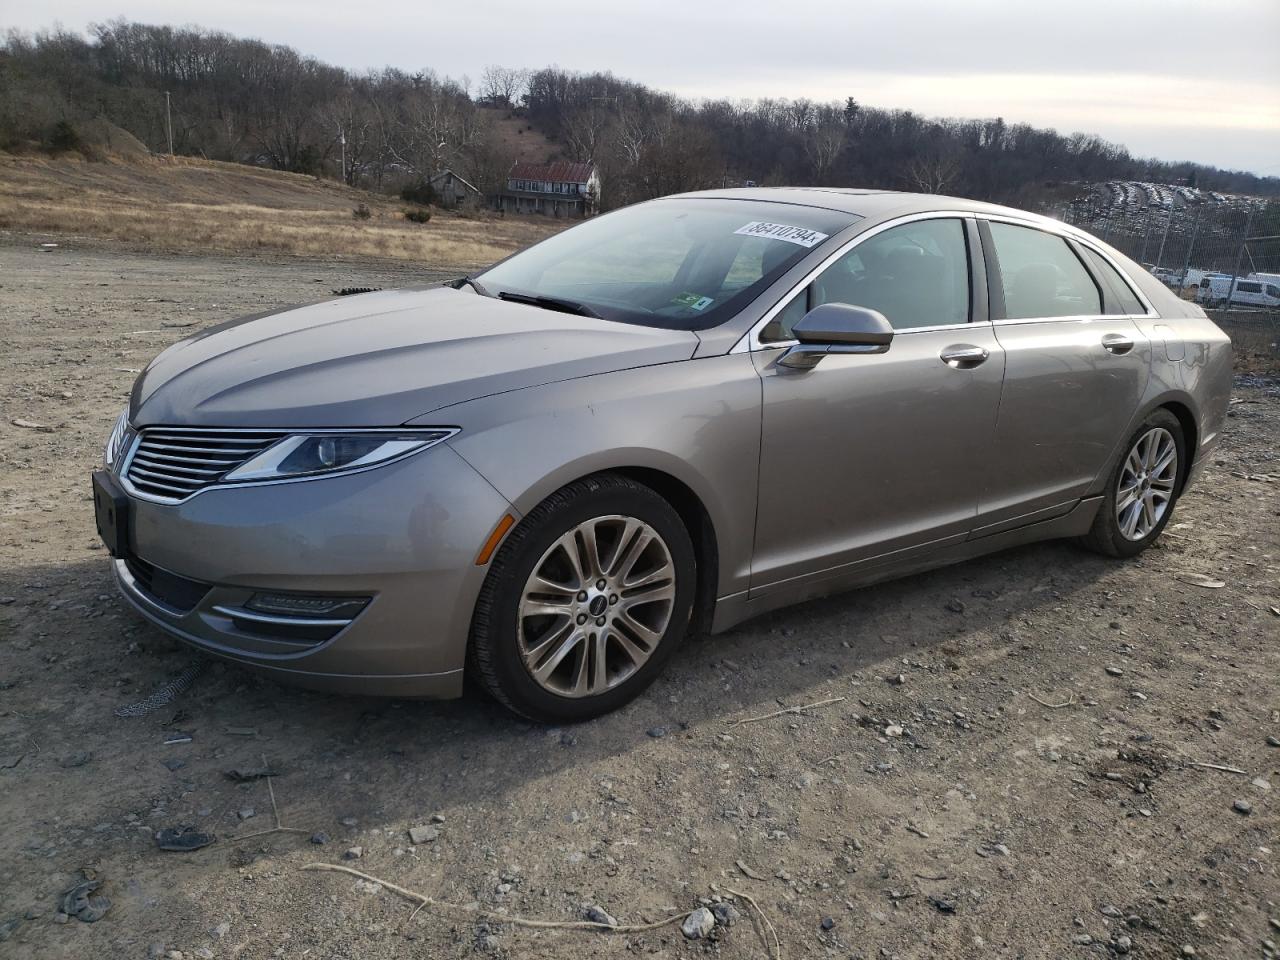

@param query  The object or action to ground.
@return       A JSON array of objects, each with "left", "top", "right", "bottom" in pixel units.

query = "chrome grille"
[{"left": 125, "top": 428, "right": 287, "bottom": 501}]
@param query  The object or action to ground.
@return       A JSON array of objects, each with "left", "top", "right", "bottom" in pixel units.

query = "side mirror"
[{"left": 778, "top": 303, "right": 894, "bottom": 370}]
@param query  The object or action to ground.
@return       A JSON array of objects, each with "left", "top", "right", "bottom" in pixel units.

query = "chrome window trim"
[
  {"left": 732, "top": 208, "right": 1156, "bottom": 353},
  {"left": 980, "top": 212, "right": 1157, "bottom": 320},
  {"left": 117, "top": 426, "right": 459, "bottom": 505},
  {"left": 734, "top": 210, "right": 986, "bottom": 354}
]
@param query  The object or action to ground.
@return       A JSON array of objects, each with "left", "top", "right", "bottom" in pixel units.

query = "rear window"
[
  {"left": 988, "top": 222, "right": 1102, "bottom": 319},
  {"left": 1080, "top": 247, "right": 1146, "bottom": 315}
]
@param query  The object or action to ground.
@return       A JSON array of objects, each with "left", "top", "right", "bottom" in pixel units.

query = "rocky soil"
[{"left": 1, "top": 238, "right": 1277, "bottom": 959}]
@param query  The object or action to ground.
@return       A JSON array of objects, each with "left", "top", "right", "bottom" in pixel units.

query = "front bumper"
[{"left": 110, "top": 443, "right": 514, "bottom": 698}]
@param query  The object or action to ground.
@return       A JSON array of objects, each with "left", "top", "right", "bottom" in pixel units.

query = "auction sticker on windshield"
[{"left": 734, "top": 221, "right": 829, "bottom": 247}]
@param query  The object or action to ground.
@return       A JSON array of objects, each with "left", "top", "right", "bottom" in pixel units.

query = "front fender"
[{"left": 417, "top": 355, "right": 763, "bottom": 598}]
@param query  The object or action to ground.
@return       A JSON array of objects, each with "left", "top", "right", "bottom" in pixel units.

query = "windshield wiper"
[
  {"left": 497, "top": 291, "right": 601, "bottom": 319},
  {"left": 450, "top": 275, "right": 493, "bottom": 297}
]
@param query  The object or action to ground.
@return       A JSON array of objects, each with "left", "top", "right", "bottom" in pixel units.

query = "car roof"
[{"left": 670, "top": 186, "right": 1063, "bottom": 228}]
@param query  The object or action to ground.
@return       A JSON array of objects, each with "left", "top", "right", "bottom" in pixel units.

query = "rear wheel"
[
  {"left": 1080, "top": 409, "right": 1185, "bottom": 558},
  {"left": 469, "top": 473, "right": 696, "bottom": 722}
]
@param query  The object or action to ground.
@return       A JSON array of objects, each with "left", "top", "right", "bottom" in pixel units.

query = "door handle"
[
  {"left": 1102, "top": 333, "right": 1135, "bottom": 355},
  {"left": 939, "top": 345, "right": 989, "bottom": 369}
]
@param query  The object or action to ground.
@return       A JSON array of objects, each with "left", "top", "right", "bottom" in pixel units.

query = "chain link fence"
[{"left": 1058, "top": 182, "right": 1280, "bottom": 316}]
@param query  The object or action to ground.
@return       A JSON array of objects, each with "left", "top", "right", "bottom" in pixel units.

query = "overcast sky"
[{"left": 6, "top": 0, "right": 1279, "bottom": 175}]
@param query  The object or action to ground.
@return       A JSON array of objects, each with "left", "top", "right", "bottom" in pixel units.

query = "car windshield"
[{"left": 476, "top": 198, "right": 857, "bottom": 330}]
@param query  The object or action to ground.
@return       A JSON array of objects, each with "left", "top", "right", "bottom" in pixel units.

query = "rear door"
[{"left": 976, "top": 220, "right": 1151, "bottom": 530}]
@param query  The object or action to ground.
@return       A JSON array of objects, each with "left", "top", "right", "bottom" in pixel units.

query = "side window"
[
  {"left": 759, "top": 218, "right": 970, "bottom": 342},
  {"left": 988, "top": 222, "right": 1102, "bottom": 319},
  {"left": 1080, "top": 247, "right": 1146, "bottom": 315},
  {"left": 812, "top": 218, "right": 970, "bottom": 330}
]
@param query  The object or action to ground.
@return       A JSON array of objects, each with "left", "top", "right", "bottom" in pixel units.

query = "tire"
[
  {"left": 469, "top": 472, "right": 696, "bottom": 723},
  {"left": 1079, "top": 409, "right": 1186, "bottom": 558}
]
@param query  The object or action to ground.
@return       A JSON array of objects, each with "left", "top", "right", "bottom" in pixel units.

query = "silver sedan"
[{"left": 93, "top": 188, "right": 1232, "bottom": 721}]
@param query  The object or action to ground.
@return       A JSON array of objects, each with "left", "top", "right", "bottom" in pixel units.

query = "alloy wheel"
[
  {"left": 517, "top": 515, "right": 677, "bottom": 698},
  {"left": 1115, "top": 426, "right": 1178, "bottom": 541}
]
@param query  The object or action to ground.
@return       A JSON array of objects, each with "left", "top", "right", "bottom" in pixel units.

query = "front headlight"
[
  {"left": 103, "top": 409, "right": 131, "bottom": 469},
  {"left": 221, "top": 429, "right": 456, "bottom": 483}
]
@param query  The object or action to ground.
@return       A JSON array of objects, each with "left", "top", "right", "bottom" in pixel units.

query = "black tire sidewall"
[{"left": 473, "top": 476, "right": 696, "bottom": 723}]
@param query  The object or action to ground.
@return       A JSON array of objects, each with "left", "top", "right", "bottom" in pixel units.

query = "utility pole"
[
  {"left": 1139, "top": 204, "right": 1155, "bottom": 264},
  {"left": 164, "top": 91, "right": 174, "bottom": 157},
  {"left": 1178, "top": 204, "right": 1203, "bottom": 292},
  {"left": 1224, "top": 207, "right": 1254, "bottom": 314},
  {"left": 338, "top": 125, "right": 346, "bottom": 184},
  {"left": 1154, "top": 204, "right": 1174, "bottom": 269}
]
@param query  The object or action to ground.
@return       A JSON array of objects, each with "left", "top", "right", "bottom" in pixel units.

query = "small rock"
[
  {"left": 682, "top": 907, "right": 715, "bottom": 940},
  {"left": 1072, "top": 933, "right": 1093, "bottom": 945},
  {"left": 1113, "top": 934, "right": 1132, "bottom": 954},
  {"left": 559, "top": 732, "right": 577, "bottom": 747},
  {"left": 409, "top": 826, "right": 440, "bottom": 844},
  {"left": 237, "top": 807, "right": 255, "bottom": 820},
  {"left": 583, "top": 904, "right": 617, "bottom": 927},
  {"left": 884, "top": 724, "right": 904, "bottom": 738},
  {"left": 1266, "top": 735, "right": 1280, "bottom": 748},
  {"left": 1252, "top": 777, "right": 1272, "bottom": 791},
  {"left": 820, "top": 916, "right": 836, "bottom": 930},
  {"left": 712, "top": 902, "right": 739, "bottom": 926},
  {"left": 194, "top": 948, "right": 214, "bottom": 960},
  {"left": 161, "top": 758, "right": 186, "bottom": 772},
  {"left": 646, "top": 727, "right": 668, "bottom": 739},
  {"left": 210, "top": 921, "right": 231, "bottom": 939},
  {"left": 1181, "top": 947, "right": 1196, "bottom": 957},
  {"left": 945, "top": 599, "right": 965, "bottom": 614},
  {"left": 430, "top": 813, "right": 446, "bottom": 824},
  {"left": 1232, "top": 799, "right": 1252, "bottom": 815},
  {"left": 310, "top": 832, "right": 328, "bottom": 845},
  {"left": 1105, "top": 666, "right": 1124, "bottom": 677},
  {"left": 60, "top": 753, "right": 91, "bottom": 768},
  {"left": 1101, "top": 905, "right": 1123, "bottom": 918},
  {"left": 496, "top": 883, "right": 512, "bottom": 895},
  {"left": 147, "top": 944, "right": 166, "bottom": 959},
  {"left": 929, "top": 897, "right": 956, "bottom": 914},
  {"left": 53, "top": 913, "right": 69, "bottom": 925},
  {"left": 886, "top": 674, "right": 905, "bottom": 686},
  {"left": 343, "top": 846, "right": 363, "bottom": 860},
  {"left": 339, "top": 816, "right": 358, "bottom": 827}
]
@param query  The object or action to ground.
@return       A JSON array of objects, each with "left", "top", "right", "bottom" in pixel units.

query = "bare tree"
[
  {"left": 478, "top": 65, "right": 529, "bottom": 108},
  {"left": 905, "top": 150, "right": 962, "bottom": 194}
]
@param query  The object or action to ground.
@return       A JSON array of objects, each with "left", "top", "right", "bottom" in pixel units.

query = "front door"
[{"left": 750, "top": 216, "right": 1005, "bottom": 594}]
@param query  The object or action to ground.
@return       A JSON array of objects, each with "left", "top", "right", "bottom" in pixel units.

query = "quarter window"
[
  {"left": 988, "top": 222, "right": 1102, "bottom": 319},
  {"left": 760, "top": 218, "right": 970, "bottom": 341},
  {"left": 1079, "top": 247, "right": 1146, "bottom": 315}
]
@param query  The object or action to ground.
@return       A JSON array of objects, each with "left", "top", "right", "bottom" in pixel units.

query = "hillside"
[{"left": 0, "top": 152, "right": 566, "bottom": 267}]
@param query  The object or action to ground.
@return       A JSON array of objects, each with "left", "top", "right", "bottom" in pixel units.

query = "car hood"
[{"left": 130, "top": 287, "right": 700, "bottom": 427}]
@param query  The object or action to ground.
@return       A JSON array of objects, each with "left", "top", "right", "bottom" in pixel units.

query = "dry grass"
[{"left": 0, "top": 152, "right": 568, "bottom": 268}]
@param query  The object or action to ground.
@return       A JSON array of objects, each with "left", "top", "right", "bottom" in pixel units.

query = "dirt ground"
[{"left": 1, "top": 236, "right": 1278, "bottom": 960}]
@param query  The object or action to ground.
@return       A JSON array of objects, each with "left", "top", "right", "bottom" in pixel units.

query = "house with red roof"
[{"left": 495, "top": 161, "right": 600, "bottom": 218}]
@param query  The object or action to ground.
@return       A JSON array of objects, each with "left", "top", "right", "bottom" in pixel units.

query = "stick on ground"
[
  {"left": 1027, "top": 692, "right": 1076, "bottom": 709},
  {"left": 1188, "top": 761, "right": 1249, "bottom": 776},
  {"left": 302, "top": 862, "right": 691, "bottom": 932},
  {"left": 231, "top": 755, "right": 311, "bottom": 842},
  {"left": 725, "top": 886, "right": 782, "bottom": 960},
  {"left": 726, "top": 697, "right": 846, "bottom": 726}
]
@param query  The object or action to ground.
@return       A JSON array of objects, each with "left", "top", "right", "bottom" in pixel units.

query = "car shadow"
[{"left": 0, "top": 536, "right": 1116, "bottom": 844}]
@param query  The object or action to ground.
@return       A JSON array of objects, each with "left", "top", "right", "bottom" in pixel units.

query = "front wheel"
[
  {"left": 469, "top": 473, "right": 696, "bottom": 722},
  {"left": 1080, "top": 409, "right": 1186, "bottom": 558}
]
